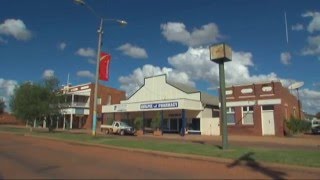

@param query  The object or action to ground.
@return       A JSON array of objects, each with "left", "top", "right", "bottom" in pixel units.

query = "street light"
[
  {"left": 74, "top": 0, "right": 127, "bottom": 136},
  {"left": 209, "top": 43, "right": 232, "bottom": 150}
]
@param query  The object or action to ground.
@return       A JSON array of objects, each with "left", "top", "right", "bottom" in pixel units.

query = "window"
[
  {"left": 162, "top": 119, "right": 169, "bottom": 130},
  {"left": 107, "top": 95, "right": 112, "bottom": 105},
  {"left": 190, "top": 118, "right": 200, "bottom": 131},
  {"left": 262, "top": 105, "right": 274, "bottom": 111},
  {"left": 242, "top": 106, "right": 254, "bottom": 125},
  {"left": 213, "top": 109, "right": 220, "bottom": 118},
  {"left": 227, "top": 107, "right": 235, "bottom": 125}
]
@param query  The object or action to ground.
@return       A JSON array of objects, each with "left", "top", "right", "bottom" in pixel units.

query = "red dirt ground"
[{"left": 1, "top": 132, "right": 319, "bottom": 179}]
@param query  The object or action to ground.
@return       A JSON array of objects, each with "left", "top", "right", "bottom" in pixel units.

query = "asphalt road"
[{"left": 0, "top": 133, "right": 319, "bottom": 179}]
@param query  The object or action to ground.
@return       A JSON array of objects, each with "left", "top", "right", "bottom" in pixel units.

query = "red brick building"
[
  {"left": 60, "top": 83, "right": 125, "bottom": 129},
  {"left": 224, "top": 81, "right": 303, "bottom": 136},
  {"left": 0, "top": 112, "right": 24, "bottom": 125}
]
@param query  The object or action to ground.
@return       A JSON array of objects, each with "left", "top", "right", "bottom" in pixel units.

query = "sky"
[{"left": 0, "top": 0, "right": 320, "bottom": 115}]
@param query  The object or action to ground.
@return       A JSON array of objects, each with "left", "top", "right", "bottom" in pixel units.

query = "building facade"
[
  {"left": 102, "top": 75, "right": 220, "bottom": 135},
  {"left": 224, "top": 81, "right": 303, "bottom": 136},
  {"left": 60, "top": 83, "right": 126, "bottom": 129}
]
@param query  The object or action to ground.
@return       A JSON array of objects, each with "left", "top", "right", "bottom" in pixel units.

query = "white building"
[{"left": 102, "top": 75, "right": 220, "bottom": 135}]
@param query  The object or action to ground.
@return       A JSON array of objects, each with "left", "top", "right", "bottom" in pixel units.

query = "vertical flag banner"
[{"left": 99, "top": 52, "right": 111, "bottom": 81}]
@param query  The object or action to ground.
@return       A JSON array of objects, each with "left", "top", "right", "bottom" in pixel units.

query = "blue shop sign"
[{"left": 140, "top": 102, "right": 178, "bottom": 109}]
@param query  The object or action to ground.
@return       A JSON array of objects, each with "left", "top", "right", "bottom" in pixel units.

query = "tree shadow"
[{"left": 227, "top": 152, "right": 287, "bottom": 179}]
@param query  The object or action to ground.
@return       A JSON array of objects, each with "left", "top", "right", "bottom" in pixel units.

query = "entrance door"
[{"left": 262, "top": 106, "right": 275, "bottom": 135}]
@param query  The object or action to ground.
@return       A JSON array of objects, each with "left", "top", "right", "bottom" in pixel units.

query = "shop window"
[
  {"left": 227, "top": 107, "right": 235, "bottom": 125},
  {"left": 262, "top": 105, "right": 274, "bottom": 111},
  {"left": 170, "top": 118, "right": 178, "bottom": 131},
  {"left": 107, "top": 95, "right": 111, "bottom": 105},
  {"left": 242, "top": 106, "right": 254, "bottom": 125},
  {"left": 188, "top": 118, "right": 200, "bottom": 131},
  {"left": 162, "top": 119, "right": 169, "bottom": 130},
  {"left": 144, "top": 118, "right": 152, "bottom": 128}
]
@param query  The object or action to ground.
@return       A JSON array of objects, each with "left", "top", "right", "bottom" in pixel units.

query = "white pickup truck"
[{"left": 100, "top": 121, "right": 135, "bottom": 135}]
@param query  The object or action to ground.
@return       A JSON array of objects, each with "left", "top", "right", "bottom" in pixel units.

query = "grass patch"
[{"left": 1, "top": 126, "right": 320, "bottom": 168}]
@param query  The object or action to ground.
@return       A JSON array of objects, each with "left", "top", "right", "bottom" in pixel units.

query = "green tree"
[
  {"left": 41, "top": 76, "right": 64, "bottom": 132},
  {"left": 10, "top": 82, "right": 45, "bottom": 131},
  {"left": 0, "top": 98, "right": 5, "bottom": 114},
  {"left": 10, "top": 76, "right": 64, "bottom": 132},
  {"left": 316, "top": 112, "right": 320, "bottom": 119}
]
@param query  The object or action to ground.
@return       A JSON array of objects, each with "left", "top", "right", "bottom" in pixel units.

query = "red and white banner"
[{"left": 99, "top": 52, "right": 111, "bottom": 81}]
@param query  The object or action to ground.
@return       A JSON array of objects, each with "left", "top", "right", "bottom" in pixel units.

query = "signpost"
[{"left": 209, "top": 43, "right": 232, "bottom": 150}]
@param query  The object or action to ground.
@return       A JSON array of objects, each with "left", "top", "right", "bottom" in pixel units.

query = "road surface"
[{"left": 0, "top": 133, "right": 319, "bottom": 179}]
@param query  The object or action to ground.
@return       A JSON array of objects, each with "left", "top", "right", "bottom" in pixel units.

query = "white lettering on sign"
[{"left": 140, "top": 102, "right": 178, "bottom": 109}]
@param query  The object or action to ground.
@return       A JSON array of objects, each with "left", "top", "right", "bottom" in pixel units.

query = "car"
[
  {"left": 311, "top": 126, "right": 320, "bottom": 134},
  {"left": 100, "top": 121, "right": 135, "bottom": 135}
]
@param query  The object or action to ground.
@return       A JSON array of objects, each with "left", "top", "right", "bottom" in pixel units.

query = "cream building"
[{"left": 102, "top": 75, "right": 220, "bottom": 135}]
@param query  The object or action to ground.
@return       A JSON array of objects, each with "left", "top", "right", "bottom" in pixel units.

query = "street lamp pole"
[
  {"left": 74, "top": 0, "right": 127, "bottom": 136},
  {"left": 92, "top": 18, "right": 104, "bottom": 136}
]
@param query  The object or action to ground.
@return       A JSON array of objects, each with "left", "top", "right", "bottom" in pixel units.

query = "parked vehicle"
[
  {"left": 311, "top": 126, "right": 320, "bottom": 134},
  {"left": 100, "top": 121, "right": 135, "bottom": 135},
  {"left": 311, "top": 119, "right": 320, "bottom": 128}
]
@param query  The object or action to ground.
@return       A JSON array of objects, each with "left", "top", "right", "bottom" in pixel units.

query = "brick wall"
[
  {"left": 83, "top": 83, "right": 126, "bottom": 129},
  {"left": 0, "top": 113, "right": 24, "bottom": 125},
  {"left": 224, "top": 81, "right": 301, "bottom": 136}
]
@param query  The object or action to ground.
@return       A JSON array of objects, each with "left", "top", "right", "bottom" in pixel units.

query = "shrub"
[
  {"left": 286, "top": 116, "right": 311, "bottom": 135},
  {"left": 151, "top": 112, "right": 161, "bottom": 130},
  {"left": 134, "top": 117, "right": 143, "bottom": 130}
]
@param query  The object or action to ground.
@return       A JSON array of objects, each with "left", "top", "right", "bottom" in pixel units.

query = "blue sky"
[{"left": 0, "top": 0, "right": 320, "bottom": 114}]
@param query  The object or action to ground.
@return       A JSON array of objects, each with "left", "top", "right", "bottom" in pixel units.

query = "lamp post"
[
  {"left": 74, "top": 0, "right": 127, "bottom": 136},
  {"left": 209, "top": 43, "right": 232, "bottom": 150}
]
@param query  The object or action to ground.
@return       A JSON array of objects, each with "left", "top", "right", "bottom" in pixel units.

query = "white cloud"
[
  {"left": 118, "top": 47, "right": 320, "bottom": 114},
  {"left": 280, "top": 52, "right": 291, "bottom": 65},
  {"left": 117, "top": 43, "right": 148, "bottom": 59},
  {"left": 88, "top": 59, "right": 96, "bottom": 64},
  {"left": 0, "top": 19, "right": 32, "bottom": 41},
  {"left": 167, "top": 47, "right": 264, "bottom": 86},
  {"left": 76, "top": 70, "right": 94, "bottom": 79},
  {"left": 42, "top": 69, "right": 55, "bottom": 79},
  {"left": 313, "top": 82, "right": 320, "bottom": 87},
  {"left": 299, "top": 89, "right": 320, "bottom": 114},
  {"left": 75, "top": 47, "right": 96, "bottom": 57},
  {"left": 118, "top": 64, "right": 194, "bottom": 96},
  {"left": 302, "top": 11, "right": 320, "bottom": 33},
  {"left": 291, "top": 23, "right": 304, "bottom": 31},
  {"left": 0, "top": 78, "right": 18, "bottom": 111},
  {"left": 161, "top": 22, "right": 221, "bottom": 47},
  {"left": 301, "top": 35, "right": 320, "bottom": 57},
  {"left": 58, "top": 42, "right": 66, "bottom": 51}
]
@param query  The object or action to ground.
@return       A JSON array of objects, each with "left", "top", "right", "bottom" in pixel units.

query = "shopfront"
[{"left": 102, "top": 74, "right": 220, "bottom": 135}]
